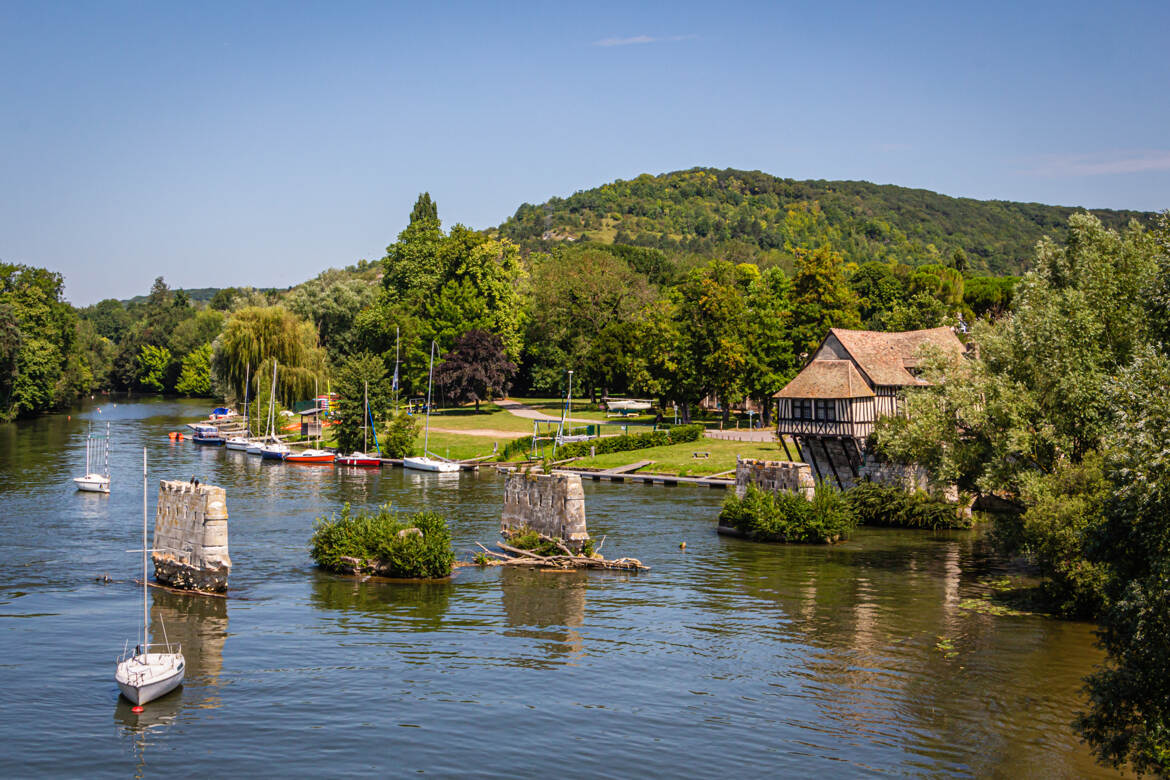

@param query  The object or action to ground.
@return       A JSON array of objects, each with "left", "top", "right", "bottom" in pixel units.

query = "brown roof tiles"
[{"left": 774, "top": 360, "right": 875, "bottom": 399}]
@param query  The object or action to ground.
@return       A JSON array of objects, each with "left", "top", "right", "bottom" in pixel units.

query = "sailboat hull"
[
  {"left": 74, "top": 474, "right": 110, "bottom": 493},
  {"left": 115, "top": 653, "right": 185, "bottom": 705},
  {"left": 403, "top": 456, "right": 460, "bottom": 473},
  {"left": 337, "top": 453, "right": 382, "bottom": 467}
]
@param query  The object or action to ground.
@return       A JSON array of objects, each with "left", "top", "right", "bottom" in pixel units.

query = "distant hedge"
[
  {"left": 845, "top": 481, "right": 971, "bottom": 530},
  {"left": 500, "top": 423, "right": 704, "bottom": 461},
  {"left": 719, "top": 484, "right": 856, "bottom": 544},
  {"left": 310, "top": 504, "right": 454, "bottom": 579}
]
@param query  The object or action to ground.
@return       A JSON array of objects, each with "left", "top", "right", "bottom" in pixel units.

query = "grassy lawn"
[
  {"left": 414, "top": 430, "right": 504, "bottom": 461},
  {"left": 509, "top": 396, "right": 658, "bottom": 425},
  {"left": 423, "top": 403, "right": 534, "bottom": 433},
  {"left": 566, "top": 438, "right": 793, "bottom": 477}
]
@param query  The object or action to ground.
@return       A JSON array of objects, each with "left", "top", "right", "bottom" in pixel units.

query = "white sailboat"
[
  {"left": 403, "top": 340, "right": 460, "bottom": 473},
  {"left": 225, "top": 363, "right": 253, "bottom": 451},
  {"left": 114, "top": 449, "right": 184, "bottom": 706},
  {"left": 256, "top": 360, "right": 289, "bottom": 460},
  {"left": 74, "top": 422, "right": 111, "bottom": 493}
]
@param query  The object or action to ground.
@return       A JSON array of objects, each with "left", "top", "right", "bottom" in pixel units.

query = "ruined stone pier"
[
  {"left": 501, "top": 471, "right": 589, "bottom": 550},
  {"left": 152, "top": 480, "right": 231, "bottom": 592},
  {"left": 735, "top": 458, "right": 816, "bottom": 500}
]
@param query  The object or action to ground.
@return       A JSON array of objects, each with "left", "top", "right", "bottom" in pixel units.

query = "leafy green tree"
[
  {"left": 137, "top": 344, "right": 173, "bottom": 392},
  {"left": 213, "top": 306, "right": 325, "bottom": 404},
  {"left": 435, "top": 329, "right": 517, "bottom": 411},
  {"left": 287, "top": 268, "right": 377, "bottom": 356},
  {"left": 1078, "top": 350, "right": 1170, "bottom": 774},
  {"left": 525, "top": 246, "right": 654, "bottom": 394},
  {"left": 175, "top": 343, "right": 214, "bottom": 396},
  {"left": 382, "top": 193, "right": 445, "bottom": 304},
  {"left": 169, "top": 309, "right": 225, "bottom": 358},
  {"left": 743, "top": 266, "right": 796, "bottom": 424},
  {"left": 789, "top": 245, "right": 861, "bottom": 357},
  {"left": 331, "top": 351, "right": 391, "bottom": 453}
]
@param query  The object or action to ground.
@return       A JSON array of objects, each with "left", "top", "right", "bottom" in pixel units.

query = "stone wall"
[
  {"left": 735, "top": 458, "right": 816, "bottom": 500},
  {"left": 152, "top": 480, "right": 231, "bottom": 592},
  {"left": 858, "top": 456, "right": 960, "bottom": 503},
  {"left": 501, "top": 471, "right": 589, "bottom": 549}
]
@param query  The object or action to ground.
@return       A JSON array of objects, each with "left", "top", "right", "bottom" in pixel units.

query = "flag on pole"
[{"left": 392, "top": 365, "right": 399, "bottom": 392}]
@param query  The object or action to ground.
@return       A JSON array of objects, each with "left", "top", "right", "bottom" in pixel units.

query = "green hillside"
[{"left": 499, "top": 168, "right": 1155, "bottom": 275}]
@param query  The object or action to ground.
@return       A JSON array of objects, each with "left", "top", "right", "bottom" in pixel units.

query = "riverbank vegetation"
[
  {"left": 871, "top": 211, "right": 1170, "bottom": 774},
  {"left": 310, "top": 504, "right": 454, "bottom": 579},
  {"left": 844, "top": 482, "right": 972, "bottom": 530}
]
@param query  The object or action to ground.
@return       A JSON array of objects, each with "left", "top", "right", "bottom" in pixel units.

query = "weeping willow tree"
[{"left": 213, "top": 306, "right": 325, "bottom": 406}]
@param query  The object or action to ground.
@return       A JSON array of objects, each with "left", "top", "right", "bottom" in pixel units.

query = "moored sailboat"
[
  {"left": 337, "top": 381, "right": 382, "bottom": 467},
  {"left": 403, "top": 340, "right": 460, "bottom": 473},
  {"left": 114, "top": 449, "right": 184, "bottom": 706},
  {"left": 74, "top": 423, "right": 111, "bottom": 493}
]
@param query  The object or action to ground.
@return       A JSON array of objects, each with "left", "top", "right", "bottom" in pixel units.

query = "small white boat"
[
  {"left": 75, "top": 423, "right": 111, "bottom": 493},
  {"left": 402, "top": 340, "right": 461, "bottom": 474},
  {"left": 115, "top": 449, "right": 184, "bottom": 706},
  {"left": 224, "top": 436, "right": 252, "bottom": 451},
  {"left": 402, "top": 455, "right": 460, "bottom": 472}
]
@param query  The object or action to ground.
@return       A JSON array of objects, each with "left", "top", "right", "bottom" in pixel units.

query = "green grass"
[
  {"left": 567, "top": 438, "right": 792, "bottom": 477},
  {"left": 414, "top": 430, "right": 503, "bottom": 461},
  {"left": 423, "top": 404, "right": 534, "bottom": 433}
]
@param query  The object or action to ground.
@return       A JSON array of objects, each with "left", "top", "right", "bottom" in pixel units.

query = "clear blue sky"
[{"left": 2, "top": 0, "right": 1167, "bottom": 304}]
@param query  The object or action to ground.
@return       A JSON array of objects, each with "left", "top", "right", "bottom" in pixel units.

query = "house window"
[
  {"left": 791, "top": 399, "right": 812, "bottom": 420},
  {"left": 814, "top": 400, "right": 837, "bottom": 422}
]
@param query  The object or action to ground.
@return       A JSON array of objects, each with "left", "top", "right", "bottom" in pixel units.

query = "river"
[{"left": 0, "top": 398, "right": 1120, "bottom": 777}]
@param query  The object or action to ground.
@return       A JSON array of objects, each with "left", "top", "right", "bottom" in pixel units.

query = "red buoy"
[{"left": 131, "top": 705, "right": 144, "bottom": 713}]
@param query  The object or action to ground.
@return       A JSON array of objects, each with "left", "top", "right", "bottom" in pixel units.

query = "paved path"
[{"left": 495, "top": 399, "right": 617, "bottom": 426}]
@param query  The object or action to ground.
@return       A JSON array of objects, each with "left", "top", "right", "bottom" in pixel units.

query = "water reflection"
[
  {"left": 309, "top": 571, "right": 452, "bottom": 631},
  {"left": 500, "top": 567, "right": 587, "bottom": 667}
]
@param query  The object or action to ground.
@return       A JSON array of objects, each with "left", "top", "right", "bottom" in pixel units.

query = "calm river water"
[{"left": 0, "top": 398, "right": 1120, "bottom": 777}]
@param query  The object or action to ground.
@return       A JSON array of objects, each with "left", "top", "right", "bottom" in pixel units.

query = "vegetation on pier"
[
  {"left": 719, "top": 484, "right": 856, "bottom": 544},
  {"left": 310, "top": 504, "right": 454, "bottom": 579},
  {"left": 844, "top": 482, "right": 972, "bottom": 530}
]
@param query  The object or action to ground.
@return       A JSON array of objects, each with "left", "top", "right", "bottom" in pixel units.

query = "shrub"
[
  {"left": 310, "top": 503, "right": 454, "bottom": 578},
  {"left": 381, "top": 411, "right": 420, "bottom": 458},
  {"left": 845, "top": 481, "right": 972, "bottom": 530},
  {"left": 719, "top": 483, "right": 856, "bottom": 544},
  {"left": 499, "top": 423, "right": 704, "bottom": 461}
]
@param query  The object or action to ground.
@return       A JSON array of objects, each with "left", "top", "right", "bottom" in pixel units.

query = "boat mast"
[
  {"left": 394, "top": 326, "right": 400, "bottom": 412},
  {"left": 424, "top": 340, "right": 435, "bottom": 457},
  {"left": 141, "top": 447, "right": 147, "bottom": 649},
  {"left": 363, "top": 380, "right": 369, "bottom": 454},
  {"left": 85, "top": 425, "right": 92, "bottom": 475},
  {"left": 268, "top": 359, "right": 279, "bottom": 440},
  {"left": 243, "top": 362, "right": 250, "bottom": 436},
  {"left": 105, "top": 422, "right": 110, "bottom": 478}
]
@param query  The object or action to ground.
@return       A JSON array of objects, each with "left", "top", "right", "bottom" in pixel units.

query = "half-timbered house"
[{"left": 773, "top": 327, "right": 967, "bottom": 486}]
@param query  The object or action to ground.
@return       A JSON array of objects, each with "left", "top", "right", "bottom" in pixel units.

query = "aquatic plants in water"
[
  {"left": 719, "top": 483, "right": 856, "bottom": 544},
  {"left": 310, "top": 503, "right": 454, "bottom": 579}
]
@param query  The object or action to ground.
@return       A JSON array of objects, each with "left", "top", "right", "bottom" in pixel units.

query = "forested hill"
[{"left": 498, "top": 168, "right": 1154, "bottom": 275}]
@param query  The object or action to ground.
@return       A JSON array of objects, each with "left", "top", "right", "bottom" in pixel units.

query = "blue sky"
[{"left": 2, "top": 0, "right": 1167, "bottom": 304}]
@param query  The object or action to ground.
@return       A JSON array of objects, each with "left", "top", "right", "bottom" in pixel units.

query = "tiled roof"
[
  {"left": 773, "top": 360, "right": 875, "bottom": 399},
  {"left": 829, "top": 327, "right": 964, "bottom": 386}
]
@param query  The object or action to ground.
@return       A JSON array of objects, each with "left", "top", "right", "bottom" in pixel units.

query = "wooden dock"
[{"left": 557, "top": 466, "right": 732, "bottom": 489}]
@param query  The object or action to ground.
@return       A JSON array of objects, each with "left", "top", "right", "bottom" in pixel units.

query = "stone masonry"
[
  {"left": 735, "top": 458, "right": 816, "bottom": 500},
  {"left": 152, "top": 479, "right": 231, "bottom": 592},
  {"left": 501, "top": 471, "right": 589, "bottom": 550}
]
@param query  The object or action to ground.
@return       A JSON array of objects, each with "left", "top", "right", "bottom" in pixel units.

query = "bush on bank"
[
  {"left": 310, "top": 504, "right": 454, "bottom": 578},
  {"left": 845, "top": 481, "right": 972, "bottom": 530},
  {"left": 719, "top": 483, "right": 857, "bottom": 544},
  {"left": 501, "top": 423, "right": 705, "bottom": 461}
]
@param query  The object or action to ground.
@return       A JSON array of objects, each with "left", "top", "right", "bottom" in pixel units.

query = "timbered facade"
[{"left": 774, "top": 327, "right": 967, "bottom": 443}]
